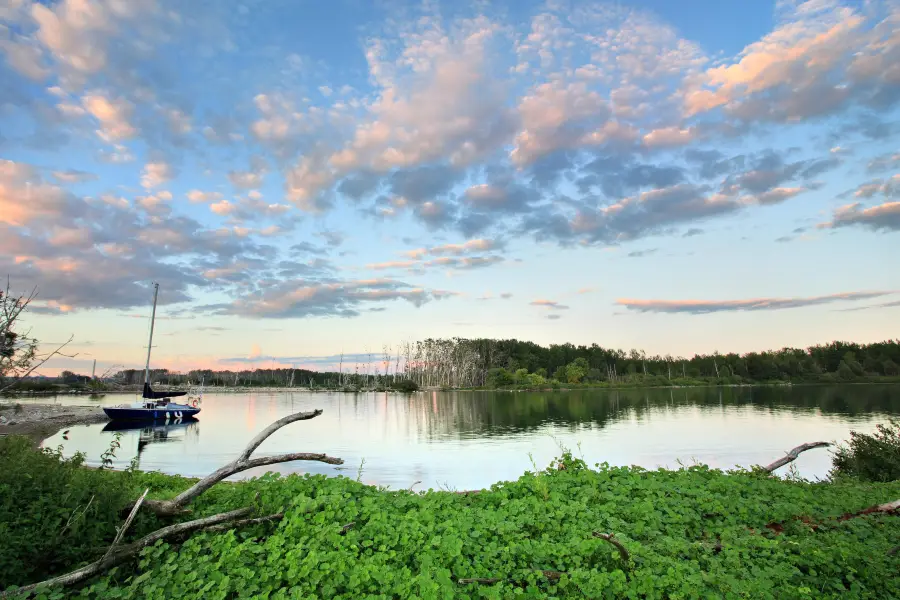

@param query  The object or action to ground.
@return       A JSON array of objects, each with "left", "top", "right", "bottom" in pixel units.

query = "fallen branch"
[
  {"left": 103, "top": 488, "right": 149, "bottom": 560},
  {"left": 761, "top": 441, "right": 830, "bottom": 473},
  {"left": 457, "top": 577, "right": 502, "bottom": 585},
  {"left": 840, "top": 498, "right": 900, "bottom": 521},
  {"left": 339, "top": 522, "right": 355, "bottom": 535},
  {"left": 0, "top": 507, "right": 253, "bottom": 598},
  {"left": 201, "top": 512, "right": 284, "bottom": 534},
  {"left": 592, "top": 532, "right": 631, "bottom": 563},
  {"left": 457, "top": 570, "right": 564, "bottom": 586},
  {"left": 141, "top": 410, "right": 343, "bottom": 516}
]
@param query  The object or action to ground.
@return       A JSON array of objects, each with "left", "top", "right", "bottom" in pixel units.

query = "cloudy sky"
[{"left": 1, "top": 0, "right": 898, "bottom": 375}]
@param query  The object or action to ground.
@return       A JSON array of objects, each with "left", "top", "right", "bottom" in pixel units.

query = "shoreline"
[
  {"left": 3, "top": 379, "right": 900, "bottom": 399},
  {"left": 0, "top": 403, "right": 108, "bottom": 446}
]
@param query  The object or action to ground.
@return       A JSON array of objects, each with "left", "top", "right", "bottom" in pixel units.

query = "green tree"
[
  {"left": 837, "top": 361, "right": 856, "bottom": 381},
  {"left": 565, "top": 360, "right": 586, "bottom": 384},
  {"left": 553, "top": 365, "right": 567, "bottom": 382}
]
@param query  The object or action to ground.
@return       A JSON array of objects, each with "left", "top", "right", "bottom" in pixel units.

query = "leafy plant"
[
  {"left": 3, "top": 434, "right": 900, "bottom": 598},
  {"left": 831, "top": 419, "right": 900, "bottom": 482}
]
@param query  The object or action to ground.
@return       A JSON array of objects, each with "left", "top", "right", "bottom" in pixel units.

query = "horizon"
[{"left": 2, "top": 0, "right": 898, "bottom": 378}]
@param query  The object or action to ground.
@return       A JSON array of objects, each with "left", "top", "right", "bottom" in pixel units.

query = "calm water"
[{"left": 23, "top": 385, "right": 900, "bottom": 490}]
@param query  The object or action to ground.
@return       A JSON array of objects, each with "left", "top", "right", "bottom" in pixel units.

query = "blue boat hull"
[{"left": 103, "top": 403, "right": 200, "bottom": 421}]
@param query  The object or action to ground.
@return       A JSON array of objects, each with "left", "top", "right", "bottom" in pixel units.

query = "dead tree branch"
[
  {"left": 141, "top": 410, "right": 342, "bottom": 516},
  {"left": 339, "top": 522, "right": 355, "bottom": 535},
  {"left": 457, "top": 570, "right": 564, "bottom": 586},
  {"left": 103, "top": 488, "right": 149, "bottom": 560},
  {"left": 761, "top": 441, "right": 830, "bottom": 473},
  {"left": 201, "top": 512, "right": 284, "bottom": 534},
  {"left": 0, "top": 335, "right": 76, "bottom": 394},
  {"left": 0, "top": 508, "right": 254, "bottom": 599},
  {"left": 592, "top": 532, "right": 631, "bottom": 563},
  {"left": 840, "top": 498, "right": 900, "bottom": 521}
]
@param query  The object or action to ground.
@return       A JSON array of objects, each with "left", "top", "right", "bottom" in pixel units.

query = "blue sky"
[{"left": 1, "top": 0, "right": 898, "bottom": 375}]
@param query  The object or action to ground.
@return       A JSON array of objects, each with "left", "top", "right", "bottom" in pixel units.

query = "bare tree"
[{"left": 1, "top": 280, "right": 76, "bottom": 393}]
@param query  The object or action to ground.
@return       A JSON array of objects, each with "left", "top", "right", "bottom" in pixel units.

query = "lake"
[{"left": 26, "top": 384, "right": 900, "bottom": 490}]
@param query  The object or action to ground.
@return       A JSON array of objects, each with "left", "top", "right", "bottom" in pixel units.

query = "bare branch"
[
  {"left": 140, "top": 410, "right": 342, "bottom": 516},
  {"left": 592, "top": 532, "right": 631, "bottom": 563},
  {"left": 457, "top": 577, "right": 502, "bottom": 585},
  {"left": 0, "top": 335, "right": 77, "bottom": 393},
  {"left": 239, "top": 409, "right": 323, "bottom": 461},
  {"left": 0, "top": 507, "right": 254, "bottom": 598},
  {"left": 339, "top": 522, "right": 355, "bottom": 535},
  {"left": 761, "top": 442, "right": 831, "bottom": 473},
  {"left": 840, "top": 498, "right": 900, "bottom": 521},
  {"left": 103, "top": 488, "right": 149, "bottom": 560},
  {"left": 457, "top": 571, "right": 564, "bottom": 586},
  {"left": 201, "top": 512, "right": 284, "bottom": 534},
  {"left": 407, "top": 480, "right": 422, "bottom": 492}
]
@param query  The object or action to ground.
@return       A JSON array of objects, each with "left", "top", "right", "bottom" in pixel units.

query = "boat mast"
[{"left": 144, "top": 283, "right": 159, "bottom": 386}]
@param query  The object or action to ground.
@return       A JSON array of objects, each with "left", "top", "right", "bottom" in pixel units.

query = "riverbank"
[
  {"left": 1, "top": 434, "right": 898, "bottom": 599},
  {"left": 0, "top": 403, "right": 108, "bottom": 446}
]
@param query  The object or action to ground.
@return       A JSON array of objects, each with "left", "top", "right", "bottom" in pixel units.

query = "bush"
[
  {"left": 391, "top": 378, "right": 419, "bottom": 393},
  {"left": 831, "top": 420, "right": 900, "bottom": 482},
  {"left": 0, "top": 437, "right": 147, "bottom": 587}
]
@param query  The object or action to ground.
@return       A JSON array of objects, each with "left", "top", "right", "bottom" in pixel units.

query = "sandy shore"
[{"left": 0, "top": 403, "right": 108, "bottom": 446}]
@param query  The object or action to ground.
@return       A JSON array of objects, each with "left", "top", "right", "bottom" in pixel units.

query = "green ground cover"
[{"left": 2, "top": 434, "right": 898, "bottom": 599}]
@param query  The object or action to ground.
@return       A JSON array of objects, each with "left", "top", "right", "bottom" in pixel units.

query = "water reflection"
[
  {"left": 99, "top": 419, "right": 199, "bottom": 470},
  {"left": 33, "top": 385, "right": 900, "bottom": 489},
  {"left": 403, "top": 386, "right": 900, "bottom": 439}
]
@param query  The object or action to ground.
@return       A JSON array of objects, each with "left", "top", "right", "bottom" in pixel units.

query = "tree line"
[{"left": 103, "top": 338, "right": 900, "bottom": 390}]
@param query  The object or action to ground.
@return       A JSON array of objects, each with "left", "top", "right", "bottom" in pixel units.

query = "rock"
[{"left": 0, "top": 415, "right": 8, "bottom": 425}]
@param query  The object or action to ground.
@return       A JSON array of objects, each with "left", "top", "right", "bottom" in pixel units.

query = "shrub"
[
  {"left": 0, "top": 436, "right": 143, "bottom": 587},
  {"left": 391, "top": 378, "right": 419, "bottom": 393},
  {"left": 831, "top": 420, "right": 900, "bottom": 482}
]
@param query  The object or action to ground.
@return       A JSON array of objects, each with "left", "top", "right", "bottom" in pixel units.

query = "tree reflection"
[{"left": 402, "top": 386, "right": 900, "bottom": 439}]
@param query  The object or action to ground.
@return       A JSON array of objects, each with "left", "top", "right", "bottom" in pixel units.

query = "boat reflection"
[{"left": 102, "top": 418, "right": 199, "bottom": 465}]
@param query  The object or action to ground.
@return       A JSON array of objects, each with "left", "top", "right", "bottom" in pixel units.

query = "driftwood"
[
  {"left": 142, "top": 409, "right": 342, "bottom": 516},
  {"left": 761, "top": 441, "right": 830, "bottom": 473},
  {"left": 5, "top": 410, "right": 341, "bottom": 597},
  {"left": 592, "top": 532, "right": 631, "bottom": 563}
]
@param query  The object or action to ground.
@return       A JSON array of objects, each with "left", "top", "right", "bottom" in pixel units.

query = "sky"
[{"left": 0, "top": 0, "right": 898, "bottom": 376}]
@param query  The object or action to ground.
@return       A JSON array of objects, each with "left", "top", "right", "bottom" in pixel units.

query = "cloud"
[
  {"left": 215, "top": 278, "right": 456, "bottom": 318},
  {"left": 82, "top": 93, "right": 138, "bottom": 142},
  {"left": 627, "top": 248, "right": 658, "bottom": 258},
  {"left": 141, "top": 160, "right": 175, "bottom": 189},
  {"left": 837, "top": 299, "right": 900, "bottom": 312},
  {"left": 52, "top": 169, "right": 97, "bottom": 184},
  {"left": 530, "top": 299, "right": 569, "bottom": 310},
  {"left": 682, "top": 228, "right": 704, "bottom": 237},
  {"left": 367, "top": 254, "right": 503, "bottom": 272},
  {"left": 867, "top": 153, "right": 900, "bottom": 174},
  {"left": 0, "top": 159, "right": 282, "bottom": 312},
  {"left": 682, "top": 1, "right": 899, "bottom": 122},
  {"left": 617, "top": 291, "right": 895, "bottom": 314},
  {"left": 187, "top": 190, "right": 225, "bottom": 204},
  {"left": 818, "top": 201, "right": 900, "bottom": 231},
  {"left": 403, "top": 238, "right": 498, "bottom": 259}
]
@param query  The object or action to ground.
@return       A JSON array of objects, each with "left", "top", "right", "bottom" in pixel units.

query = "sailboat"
[{"left": 103, "top": 283, "right": 202, "bottom": 421}]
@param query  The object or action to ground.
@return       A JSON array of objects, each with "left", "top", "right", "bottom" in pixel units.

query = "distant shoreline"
[{"left": 4, "top": 378, "right": 900, "bottom": 398}]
